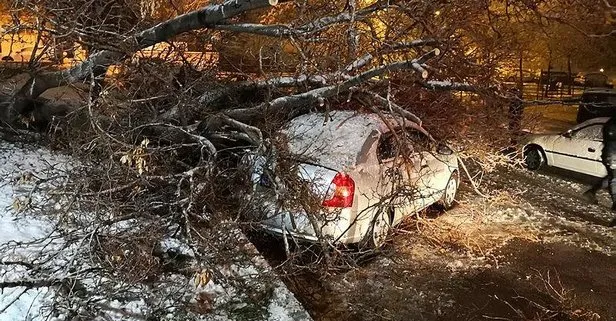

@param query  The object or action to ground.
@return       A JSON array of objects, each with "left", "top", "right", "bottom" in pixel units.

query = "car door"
[
  {"left": 375, "top": 130, "right": 424, "bottom": 218},
  {"left": 376, "top": 132, "right": 404, "bottom": 207},
  {"left": 403, "top": 129, "right": 451, "bottom": 212},
  {"left": 550, "top": 124, "right": 604, "bottom": 176}
]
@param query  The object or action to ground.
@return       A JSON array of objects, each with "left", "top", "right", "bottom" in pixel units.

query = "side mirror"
[
  {"left": 436, "top": 143, "right": 454, "bottom": 155},
  {"left": 562, "top": 130, "right": 572, "bottom": 139}
]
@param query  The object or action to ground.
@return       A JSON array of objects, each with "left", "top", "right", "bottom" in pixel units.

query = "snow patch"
[
  {"left": 0, "top": 142, "right": 73, "bottom": 321},
  {"left": 0, "top": 141, "right": 313, "bottom": 321}
]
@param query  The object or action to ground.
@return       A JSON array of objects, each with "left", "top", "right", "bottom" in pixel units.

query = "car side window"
[
  {"left": 404, "top": 128, "right": 434, "bottom": 152},
  {"left": 377, "top": 134, "right": 398, "bottom": 162},
  {"left": 377, "top": 129, "right": 427, "bottom": 163},
  {"left": 573, "top": 125, "right": 603, "bottom": 141}
]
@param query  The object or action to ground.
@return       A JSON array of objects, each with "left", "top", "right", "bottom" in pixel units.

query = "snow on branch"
[
  {"left": 192, "top": 53, "right": 376, "bottom": 115},
  {"left": 344, "top": 53, "right": 374, "bottom": 73},
  {"left": 11, "top": 0, "right": 279, "bottom": 103},
  {"left": 199, "top": 75, "right": 329, "bottom": 105},
  {"left": 421, "top": 80, "right": 478, "bottom": 92},
  {"left": 295, "top": 2, "right": 387, "bottom": 34},
  {"left": 179, "top": 54, "right": 376, "bottom": 122},
  {"left": 225, "top": 49, "right": 441, "bottom": 121},
  {"left": 199, "top": 54, "right": 375, "bottom": 107},
  {"left": 213, "top": 2, "right": 387, "bottom": 37}
]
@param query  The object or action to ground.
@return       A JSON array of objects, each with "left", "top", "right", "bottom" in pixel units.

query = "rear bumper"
[
  {"left": 252, "top": 203, "right": 359, "bottom": 244},
  {"left": 260, "top": 224, "right": 356, "bottom": 244},
  {"left": 260, "top": 225, "right": 320, "bottom": 242}
]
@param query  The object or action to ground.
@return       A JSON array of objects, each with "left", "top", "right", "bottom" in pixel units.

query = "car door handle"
[{"left": 588, "top": 147, "right": 596, "bottom": 153}]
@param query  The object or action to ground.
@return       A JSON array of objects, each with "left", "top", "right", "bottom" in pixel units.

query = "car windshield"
[{"left": 281, "top": 112, "right": 379, "bottom": 170}]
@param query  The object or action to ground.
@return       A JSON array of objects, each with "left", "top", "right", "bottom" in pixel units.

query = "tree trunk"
[
  {"left": 567, "top": 55, "right": 572, "bottom": 95},
  {"left": 508, "top": 89, "right": 523, "bottom": 145},
  {"left": 517, "top": 52, "right": 523, "bottom": 95}
]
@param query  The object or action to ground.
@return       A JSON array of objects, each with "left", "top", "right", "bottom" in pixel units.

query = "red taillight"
[{"left": 322, "top": 173, "right": 355, "bottom": 208}]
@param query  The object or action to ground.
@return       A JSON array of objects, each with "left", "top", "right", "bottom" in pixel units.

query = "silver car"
[
  {"left": 522, "top": 117, "right": 607, "bottom": 177},
  {"left": 247, "top": 111, "right": 459, "bottom": 248}
]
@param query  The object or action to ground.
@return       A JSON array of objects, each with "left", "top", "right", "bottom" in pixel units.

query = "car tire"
[
  {"left": 440, "top": 171, "right": 459, "bottom": 210},
  {"left": 524, "top": 146, "right": 545, "bottom": 170},
  {"left": 361, "top": 210, "right": 391, "bottom": 249}
]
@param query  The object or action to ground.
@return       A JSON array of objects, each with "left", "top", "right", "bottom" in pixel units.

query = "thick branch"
[
  {"left": 0, "top": 278, "right": 62, "bottom": 288},
  {"left": 363, "top": 90, "right": 422, "bottom": 125},
  {"left": 225, "top": 49, "right": 440, "bottom": 122},
  {"left": 212, "top": 2, "right": 386, "bottom": 37},
  {"left": 198, "top": 75, "right": 329, "bottom": 106},
  {"left": 185, "top": 54, "right": 377, "bottom": 121},
  {"left": 5, "top": 0, "right": 278, "bottom": 125}
]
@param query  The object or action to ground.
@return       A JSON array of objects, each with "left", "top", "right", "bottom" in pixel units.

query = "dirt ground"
[{"left": 253, "top": 164, "right": 616, "bottom": 321}]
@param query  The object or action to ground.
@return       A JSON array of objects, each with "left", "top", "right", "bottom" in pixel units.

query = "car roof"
[{"left": 282, "top": 111, "right": 432, "bottom": 169}]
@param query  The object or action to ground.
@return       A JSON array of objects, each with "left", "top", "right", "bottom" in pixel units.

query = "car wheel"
[
  {"left": 524, "top": 147, "right": 545, "bottom": 170},
  {"left": 361, "top": 210, "right": 391, "bottom": 249},
  {"left": 440, "top": 171, "right": 459, "bottom": 210}
]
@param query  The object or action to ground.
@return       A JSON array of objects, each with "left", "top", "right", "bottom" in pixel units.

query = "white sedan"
[
  {"left": 246, "top": 111, "right": 459, "bottom": 248},
  {"left": 522, "top": 117, "right": 607, "bottom": 177}
]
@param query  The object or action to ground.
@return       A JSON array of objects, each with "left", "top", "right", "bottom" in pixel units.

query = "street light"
[{"left": 600, "top": 68, "right": 605, "bottom": 73}]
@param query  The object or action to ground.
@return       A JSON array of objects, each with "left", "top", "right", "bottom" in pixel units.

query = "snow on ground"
[
  {"left": 453, "top": 164, "right": 616, "bottom": 256},
  {"left": 0, "top": 142, "right": 72, "bottom": 321},
  {"left": 0, "top": 141, "right": 312, "bottom": 321}
]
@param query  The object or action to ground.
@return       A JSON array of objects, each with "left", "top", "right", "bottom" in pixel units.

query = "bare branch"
[
  {"left": 226, "top": 49, "right": 441, "bottom": 122},
  {"left": 212, "top": 1, "right": 387, "bottom": 37},
  {"left": 383, "top": 39, "right": 440, "bottom": 52},
  {"left": 363, "top": 90, "right": 423, "bottom": 125},
  {"left": 4, "top": 0, "right": 279, "bottom": 126},
  {"left": 421, "top": 80, "right": 479, "bottom": 92}
]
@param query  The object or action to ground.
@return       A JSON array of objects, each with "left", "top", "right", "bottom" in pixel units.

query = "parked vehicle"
[
  {"left": 576, "top": 88, "right": 616, "bottom": 123},
  {"left": 584, "top": 73, "right": 613, "bottom": 88},
  {"left": 522, "top": 118, "right": 607, "bottom": 177},
  {"left": 246, "top": 111, "right": 459, "bottom": 248},
  {"left": 503, "top": 69, "right": 539, "bottom": 83}
]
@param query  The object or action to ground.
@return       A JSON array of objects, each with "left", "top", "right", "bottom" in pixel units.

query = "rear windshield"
[{"left": 281, "top": 112, "right": 378, "bottom": 170}]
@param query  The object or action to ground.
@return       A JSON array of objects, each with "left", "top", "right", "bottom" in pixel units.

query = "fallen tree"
[
  {"left": 1, "top": 0, "right": 613, "bottom": 318},
  {"left": 2, "top": 0, "right": 279, "bottom": 127},
  {"left": 0, "top": 0, "right": 463, "bottom": 156}
]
